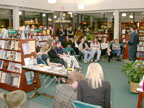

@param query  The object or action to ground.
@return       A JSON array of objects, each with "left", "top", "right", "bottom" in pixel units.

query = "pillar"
[
  {"left": 114, "top": 10, "right": 119, "bottom": 40},
  {"left": 13, "top": 7, "right": 19, "bottom": 30}
]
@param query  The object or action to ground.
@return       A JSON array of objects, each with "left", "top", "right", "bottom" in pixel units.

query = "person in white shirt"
[
  {"left": 101, "top": 38, "right": 112, "bottom": 62},
  {"left": 90, "top": 38, "right": 101, "bottom": 62}
]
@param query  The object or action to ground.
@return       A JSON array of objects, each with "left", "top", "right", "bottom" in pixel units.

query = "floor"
[{"left": 0, "top": 60, "right": 143, "bottom": 108}]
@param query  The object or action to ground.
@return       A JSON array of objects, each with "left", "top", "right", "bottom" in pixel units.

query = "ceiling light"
[
  {"left": 63, "top": 13, "right": 66, "bottom": 17},
  {"left": 113, "top": 13, "right": 115, "bottom": 16},
  {"left": 42, "top": 14, "right": 46, "bottom": 17},
  {"left": 68, "top": 12, "right": 73, "bottom": 14},
  {"left": 122, "top": 13, "right": 127, "bottom": 17},
  {"left": 129, "top": 15, "right": 133, "bottom": 18},
  {"left": 78, "top": 4, "right": 85, "bottom": 10},
  {"left": 48, "top": 18, "right": 52, "bottom": 21},
  {"left": 48, "top": 0, "right": 56, "bottom": 4},
  {"left": 19, "top": 11, "right": 22, "bottom": 15}
]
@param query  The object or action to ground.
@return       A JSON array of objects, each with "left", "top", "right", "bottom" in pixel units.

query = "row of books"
[
  {"left": 0, "top": 40, "right": 21, "bottom": 50},
  {"left": 0, "top": 71, "right": 20, "bottom": 88},
  {"left": 137, "top": 52, "right": 144, "bottom": 58},
  {"left": 0, "top": 61, "right": 22, "bottom": 73},
  {"left": 32, "top": 36, "right": 50, "bottom": 41},
  {"left": 139, "top": 37, "right": 144, "bottom": 40},
  {"left": 137, "top": 47, "right": 144, "bottom": 51},
  {"left": 138, "top": 41, "right": 144, "bottom": 46},
  {"left": 0, "top": 50, "right": 21, "bottom": 62}
]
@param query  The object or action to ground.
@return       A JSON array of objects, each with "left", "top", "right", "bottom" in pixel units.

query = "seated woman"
[
  {"left": 71, "top": 37, "right": 79, "bottom": 55},
  {"left": 101, "top": 37, "right": 112, "bottom": 62},
  {"left": 40, "top": 43, "right": 62, "bottom": 66},
  {"left": 54, "top": 71, "right": 84, "bottom": 108},
  {"left": 78, "top": 38, "right": 93, "bottom": 63},
  {"left": 77, "top": 63, "right": 111, "bottom": 108},
  {"left": 90, "top": 38, "right": 101, "bottom": 62},
  {"left": 63, "top": 36, "right": 72, "bottom": 48},
  {"left": 112, "top": 39, "right": 121, "bottom": 61}
]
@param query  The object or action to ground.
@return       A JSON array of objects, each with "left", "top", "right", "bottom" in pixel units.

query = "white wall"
[{"left": 0, "top": 0, "right": 144, "bottom": 11}]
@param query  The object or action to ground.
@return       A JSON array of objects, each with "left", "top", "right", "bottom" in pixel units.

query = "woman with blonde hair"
[{"left": 77, "top": 63, "right": 111, "bottom": 108}]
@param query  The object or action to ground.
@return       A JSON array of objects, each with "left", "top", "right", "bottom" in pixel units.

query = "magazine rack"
[{"left": 0, "top": 38, "right": 40, "bottom": 92}]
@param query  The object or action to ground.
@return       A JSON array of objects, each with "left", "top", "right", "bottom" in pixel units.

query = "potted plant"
[{"left": 122, "top": 60, "right": 144, "bottom": 93}]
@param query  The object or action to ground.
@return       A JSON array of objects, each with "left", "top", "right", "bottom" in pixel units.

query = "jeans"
[
  {"left": 91, "top": 50, "right": 101, "bottom": 61},
  {"left": 113, "top": 50, "right": 121, "bottom": 59},
  {"left": 82, "top": 50, "right": 93, "bottom": 62}
]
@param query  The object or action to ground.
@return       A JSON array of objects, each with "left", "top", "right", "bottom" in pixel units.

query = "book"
[
  {"left": 0, "top": 50, "right": 6, "bottom": 59},
  {"left": 1, "top": 72, "right": 7, "bottom": 83},
  {"left": 25, "top": 71, "right": 34, "bottom": 85},
  {"left": 22, "top": 43, "right": 31, "bottom": 55},
  {"left": 5, "top": 73, "right": 11, "bottom": 85},
  {"left": 2, "top": 61, "right": 8, "bottom": 69},
  {"left": 15, "top": 52, "right": 21, "bottom": 62},
  {"left": 0, "top": 71, "right": 2, "bottom": 80},
  {"left": 11, "top": 40, "right": 15, "bottom": 49},
  {"left": 7, "top": 62, "right": 15, "bottom": 71},
  {"left": 0, "top": 60, "right": 3, "bottom": 69},
  {"left": 7, "top": 62, "right": 22, "bottom": 73},
  {"left": 28, "top": 41, "right": 36, "bottom": 52},
  {"left": 6, "top": 51, "right": 16, "bottom": 61},
  {"left": 4, "top": 41, "right": 8, "bottom": 49},
  {"left": 24, "top": 57, "right": 35, "bottom": 66},
  {"left": 14, "top": 41, "right": 21, "bottom": 50},
  {"left": 11, "top": 74, "right": 20, "bottom": 87},
  {"left": 0, "top": 40, "right": 5, "bottom": 48}
]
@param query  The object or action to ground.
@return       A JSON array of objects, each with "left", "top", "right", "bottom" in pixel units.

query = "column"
[
  {"left": 90, "top": 16, "right": 93, "bottom": 28},
  {"left": 114, "top": 10, "right": 119, "bottom": 40},
  {"left": 13, "top": 7, "right": 19, "bottom": 30}
]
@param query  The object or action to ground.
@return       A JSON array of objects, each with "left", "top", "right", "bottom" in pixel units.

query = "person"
[
  {"left": 71, "top": 37, "right": 79, "bottom": 55},
  {"left": 67, "top": 26, "right": 74, "bottom": 39},
  {"left": 78, "top": 38, "right": 93, "bottom": 63},
  {"left": 75, "top": 27, "right": 83, "bottom": 38},
  {"left": 63, "top": 36, "right": 72, "bottom": 48},
  {"left": 128, "top": 24, "right": 139, "bottom": 61},
  {"left": 58, "top": 28, "right": 65, "bottom": 46},
  {"left": 53, "top": 71, "right": 84, "bottom": 108},
  {"left": 40, "top": 43, "right": 62, "bottom": 66},
  {"left": 101, "top": 38, "right": 112, "bottom": 62},
  {"left": 77, "top": 63, "right": 111, "bottom": 108},
  {"left": 112, "top": 39, "right": 121, "bottom": 61},
  {"left": 0, "top": 90, "right": 27, "bottom": 108},
  {"left": 90, "top": 38, "right": 101, "bottom": 62},
  {"left": 55, "top": 41, "right": 80, "bottom": 69}
]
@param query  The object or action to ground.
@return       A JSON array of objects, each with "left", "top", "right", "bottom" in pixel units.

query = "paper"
[
  {"left": 29, "top": 41, "right": 36, "bottom": 52},
  {"left": 22, "top": 43, "right": 31, "bottom": 55}
]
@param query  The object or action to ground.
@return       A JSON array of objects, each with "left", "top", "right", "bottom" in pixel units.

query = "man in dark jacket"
[{"left": 128, "top": 25, "right": 139, "bottom": 61}]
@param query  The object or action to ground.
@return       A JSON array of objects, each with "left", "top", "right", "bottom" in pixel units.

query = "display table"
[
  {"left": 22, "top": 64, "right": 69, "bottom": 99},
  {"left": 137, "top": 80, "right": 144, "bottom": 108}
]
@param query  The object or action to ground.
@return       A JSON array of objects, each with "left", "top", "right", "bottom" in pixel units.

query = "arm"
[
  {"left": 128, "top": 34, "right": 134, "bottom": 45},
  {"left": 77, "top": 82, "right": 83, "bottom": 101},
  {"left": 48, "top": 50, "right": 59, "bottom": 59},
  {"left": 104, "top": 82, "right": 111, "bottom": 108},
  {"left": 46, "top": 58, "right": 62, "bottom": 66}
]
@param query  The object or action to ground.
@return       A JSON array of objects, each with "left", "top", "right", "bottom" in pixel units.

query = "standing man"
[{"left": 128, "top": 24, "right": 139, "bottom": 61}]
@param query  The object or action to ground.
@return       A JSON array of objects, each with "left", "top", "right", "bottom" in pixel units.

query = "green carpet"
[{"left": 26, "top": 60, "right": 142, "bottom": 108}]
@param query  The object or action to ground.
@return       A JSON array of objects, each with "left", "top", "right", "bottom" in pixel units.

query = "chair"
[{"left": 73, "top": 100, "right": 103, "bottom": 108}]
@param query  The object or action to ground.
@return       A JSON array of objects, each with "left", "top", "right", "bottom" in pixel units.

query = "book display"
[{"left": 0, "top": 29, "right": 40, "bottom": 92}]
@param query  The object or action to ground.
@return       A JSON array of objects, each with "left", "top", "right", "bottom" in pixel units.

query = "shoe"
[
  {"left": 95, "top": 60, "right": 100, "bottom": 62},
  {"left": 84, "top": 61, "right": 87, "bottom": 64},
  {"left": 117, "top": 59, "right": 121, "bottom": 62}
]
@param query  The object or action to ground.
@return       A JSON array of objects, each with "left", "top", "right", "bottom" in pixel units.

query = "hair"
[
  {"left": 40, "top": 43, "right": 51, "bottom": 53},
  {"left": 86, "top": 63, "right": 104, "bottom": 89},
  {"left": 56, "top": 40, "right": 61, "bottom": 45},
  {"left": 46, "top": 38, "right": 54, "bottom": 48},
  {"left": 130, "top": 24, "right": 137, "bottom": 30},
  {"left": 67, "top": 71, "right": 84, "bottom": 84}
]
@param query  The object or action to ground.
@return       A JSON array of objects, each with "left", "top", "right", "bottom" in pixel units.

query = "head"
[
  {"left": 65, "top": 36, "right": 69, "bottom": 41},
  {"left": 86, "top": 63, "right": 104, "bottom": 89},
  {"left": 81, "top": 38, "right": 85, "bottom": 43},
  {"left": 1, "top": 90, "right": 27, "bottom": 108},
  {"left": 130, "top": 24, "right": 137, "bottom": 32},
  {"left": 69, "top": 26, "right": 72, "bottom": 30},
  {"left": 83, "top": 36, "right": 87, "bottom": 41},
  {"left": 103, "top": 37, "right": 107, "bottom": 43},
  {"left": 54, "top": 36, "right": 59, "bottom": 41},
  {"left": 114, "top": 39, "right": 119, "bottom": 43},
  {"left": 46, "top": 38, "right": 53, "bottom": 48},
  {"left": 56, "top": 40, "right": 61, "bottom": 48},
  {"left": 93, "top": 38, "right": 98, "bottom": 43},
  {"left": 86, "top": 28, "right": 89, "bottom": 32},
  {"left": 60, "top": 28, "right": 63, "bottom": 32},
  {"left": 73, "top": 37, "right": 78, "bottom": 42},
  {"left": 41, "top": 43, "right": 51, "bottom": 54},
  {"left": 67, "top": 71, "right": 84, "bottom": 89}
]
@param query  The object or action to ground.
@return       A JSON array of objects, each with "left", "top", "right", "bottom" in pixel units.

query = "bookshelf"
[
  {"left": 137, "top": 29, "right": 144, "bottom": 60},
  {"left": 0, "top": 38, "right": 40, "bottom": 92}
]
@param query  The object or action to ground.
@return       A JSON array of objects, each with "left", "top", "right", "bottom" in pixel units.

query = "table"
[
  {"left": 22, "top": 65, "right": 69, "bottom": 99},
  {"left": 137, "top": 80, "right": 144, "bottom": 108}
]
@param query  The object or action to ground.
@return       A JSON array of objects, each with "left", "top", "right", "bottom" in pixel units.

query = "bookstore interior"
[{"left": 0, "top": 0, "right": 144, "bottom": 108}]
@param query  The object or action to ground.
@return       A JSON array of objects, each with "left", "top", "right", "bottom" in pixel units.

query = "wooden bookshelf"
[{"left": 0, "top": 39, "right": 40, "bottom": 92}]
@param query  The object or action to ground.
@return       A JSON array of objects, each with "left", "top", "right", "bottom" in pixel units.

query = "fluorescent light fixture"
[
  {"left": 68, "top": 12, "right": 73, "bottom": 14},
  {"left": 19, "top": 11, "right": 22, "bottom": 15},
  {"left": 54, "top": 15, "right": 57, "bottom": 18},
  {"left": 129, "top": 15, "right": 133, "bottom": 18},
  {"left": 42, "top": 14, "right": 46, "bottom": 17},
  {"left": 122, "top": 13, "right": 127, "bottom": 17},
  {"left": 78, "top": 4, "right": 85, "bottom": 9},
  {"left": 48, "top": 0, "right": 56, "bottom": 4},
  {"left": 48, "top": 18, "right": 52, "bottom": 21}
]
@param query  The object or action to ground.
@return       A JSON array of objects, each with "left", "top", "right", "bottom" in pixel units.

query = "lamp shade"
[{"left": 48, "top": 0, "right": 56, "bottom": 4}]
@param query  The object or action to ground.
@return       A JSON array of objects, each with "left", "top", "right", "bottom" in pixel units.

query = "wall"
[{"left": 0, "top": 0, "right": 144, "bottom": 11}]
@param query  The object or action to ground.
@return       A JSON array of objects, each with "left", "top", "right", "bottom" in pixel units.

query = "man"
[
  {"left": 55, "top": 41, "right": 80, "bottom": 69},
  {"left": 54, "top": 71, "right": 84, "bottom": 108},
  {"left": 128, "top": 25, "right": 139, "bottom": 61}
]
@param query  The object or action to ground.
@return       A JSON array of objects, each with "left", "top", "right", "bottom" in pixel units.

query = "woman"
[
  {"left": 40, "top": 43, "right": 62, "bottom": 66},
  {"left": 67, "top": 26, "right": 74, "bottom": 39},
  {"left": 71, "top": 37, "right": 79, "bottom": 55},
  {"left": 77, "top": 63, "right": 111, "bottom": 108},
  {"left": 58, "top": 28, "right": 65, "bottom": 46},
  {"left": 90, "top": 38, "right": 101, "bottom": 62},
  {"left": 101, "top": 38, "right": 112, "bottom": 62},
  {"left": 54, "top": 71, "right": 84, "bottom": 108},
  {"left": 63, "top": 36, "right": 72, "bottom": 48}
]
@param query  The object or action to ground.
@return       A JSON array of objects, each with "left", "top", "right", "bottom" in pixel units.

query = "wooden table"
[
  {"left": 137, "top": 92, "right": 144, "bottom": 108},
  {"left": 22, "top": 65, "right": 68, "bottom": 99}
]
